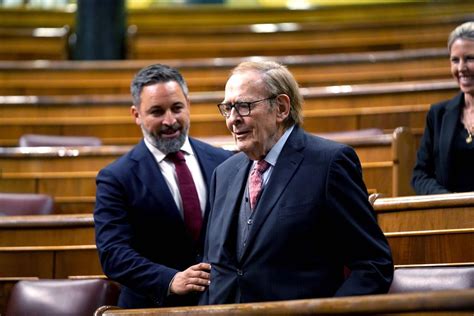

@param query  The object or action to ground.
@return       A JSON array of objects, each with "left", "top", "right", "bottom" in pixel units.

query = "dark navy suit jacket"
[
  {"left": 94, "top": 138, "right": 232, "bottom": 308},
  {"left": 412, "top": 92, "right": 464, "bottom": 194},
  {"left": 199, "top": 126, "right": 393, "bottom": 305}
]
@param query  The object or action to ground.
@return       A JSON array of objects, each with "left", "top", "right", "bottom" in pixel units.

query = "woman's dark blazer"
[{"left": 412, "top": 92, "right": 464, "bottom": 194}]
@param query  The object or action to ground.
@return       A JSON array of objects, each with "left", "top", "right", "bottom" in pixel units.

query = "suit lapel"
[
  {"left": 222, "top": 155, "right": 252, "bottom": 251},
  {"left": 130, "top": 141, "right": 182, "bottom": 221},
  {"left": 241, "top": 127, "right": 305, "bottom": 261},
  {"left": 439, "top": 93, "right": 463, "bottom": 184}
]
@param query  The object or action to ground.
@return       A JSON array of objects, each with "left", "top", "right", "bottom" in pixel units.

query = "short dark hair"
[{"left": 130, "top": 64, "right": 189, "bottom": 107}]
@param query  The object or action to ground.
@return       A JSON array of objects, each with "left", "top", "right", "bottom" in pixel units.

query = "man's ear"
[
  {"left": 130, "top": 105, "right": 141, "bottom": 126},
  {"left": 275, "top": 94, "right": 290, "bottom": 122}
]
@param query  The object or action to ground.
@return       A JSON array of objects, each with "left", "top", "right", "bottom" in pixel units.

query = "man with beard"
[{"left": 94, "top": 64, "right": 232, "bottom": 308}]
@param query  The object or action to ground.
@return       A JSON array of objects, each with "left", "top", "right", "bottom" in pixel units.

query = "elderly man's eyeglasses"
[{"left": 217, "top": 96, "right": 276, "bottom": 118}]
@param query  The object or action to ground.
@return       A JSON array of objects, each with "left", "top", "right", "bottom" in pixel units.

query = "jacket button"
[{"left": 237, "top": 269, "right": 243, "bottom": 276}]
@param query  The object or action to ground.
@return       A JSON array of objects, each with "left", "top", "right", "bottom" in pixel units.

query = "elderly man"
[{"left": 200, "top": 61, "right": 393, "bottom": 304}]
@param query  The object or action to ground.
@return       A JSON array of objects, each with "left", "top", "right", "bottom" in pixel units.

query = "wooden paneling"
[
  {"left": 0, "top": 26, "right": 70, "bottom": 60},
  {"left": 0, "top": 48, "right": 451, "bottom": 95},
  {"left": 97, "top": 289, "right": 474, "bottom": 315},
  {"left": 0, "top": 79, "right": 453, "bottom": 146},
  {"left": 127, "top": 2, "right": 474, "bottom": 27},
  {"left": 2, "top": 2, "right": 472, "bottom": 28},
  {"left": 373, "top": 192, "right": 474, "bottom": 265},
  {"left": 0, "top": 245, "right": 102, "bottom": 278},
  {"left": 129, "top": 19, "right": 459, "bottom": 59},
  {"left": 0, "top": 172, "right": 97, "bottom": 197},
  {"left": 374, "top": 192, "right": 474, "bottom": 233},
  {"left": 387, "top": 228, "right": 474, "bottom": 265},
  {"left": 0, "top": 248, "right": 54, "bottom": 278},
  {"left": 0, "top": 9, "right": 72, "bottom": 28},
  {"left": 0, "top": 129, "right": 416, "bottom": 214},
  {"left": 0, "top": 214, "right": 94, "bottom": 247}
]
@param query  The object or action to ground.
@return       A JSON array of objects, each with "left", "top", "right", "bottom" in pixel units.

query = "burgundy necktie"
[
  {"left": 249, "top": 160, "right": 270, "bottom": 210},
  {"left": 168, "top": 151, "right": 202, "bottom": 242}
]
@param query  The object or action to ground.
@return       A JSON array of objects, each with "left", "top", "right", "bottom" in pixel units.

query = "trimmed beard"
[{"left": 141, "top": 123, "right": 188, "bottom": 155}]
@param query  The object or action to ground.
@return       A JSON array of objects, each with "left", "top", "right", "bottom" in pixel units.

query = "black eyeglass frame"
[{"left": 217, "top": 96, "right": 277, "bottom": 118}]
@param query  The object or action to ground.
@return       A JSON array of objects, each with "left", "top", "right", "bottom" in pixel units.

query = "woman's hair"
[
  {"left": 448, "top": 21, "right": 474, "bottom": 52},
  {"left": 231, "top": 61, "right": 303, "bottom": 128}
]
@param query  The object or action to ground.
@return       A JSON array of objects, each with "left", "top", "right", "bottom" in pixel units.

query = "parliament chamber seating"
[
  {"left": 0, "top": 79, "right": 457, "bottom": 147},
  {"left": 92, "top": 264, "right": 474, "bottom": 315},
  {"left": 0, "top": 3, "right": 473, "bottom": 315},
  {"left": 4, "top": 278, "right": 120, "bottom": 316},
  {"left": 0, "top": 26, "right": 70, "bottom": 60},
  {"left": 96, "top": 290, "right": 474, "bottom": 315},
  {"left": 126, "top": 17, "right": 466, "bottom": 60},
  {"left": 0, "top": 47, "right": 452, "bottom": 95},
  {"left": 0, "top": 191, "right": 473, "bottom": 314},
  {"left": 0, "top": 192, "right": 54, "bottom": 216},
  {"left": 0, "top": 2, "right": 472, "bottom": 61},
  {"left": 373, "top": 192, "right": 474, "bottom": 266},
  {"left": 0, "top": 128, "right": 416, "bottom": 215},
  {"left": 1, "top": 193, "right": 471, "bottom": 279},
  {"left": 125, "top": 3, "right": 474, "bottom": 60}
]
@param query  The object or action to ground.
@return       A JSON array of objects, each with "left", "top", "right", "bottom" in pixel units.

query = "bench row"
[
  {"left": 0, "top": 129, "right": 416, "bottom": 211},
  {"left": 0, "top": 2, "right": 472, "bottom": 60},
  {"left": 1, "top": 193, "right": 473, "bottom": 281},
  {"left": 127, "top": 17, "right": 463, "bottom": 60},
  {"left": 0, "top": 48, "right": 451, "bottom": 95},
  {"left": 0, "top": 231, "right": 472, "bottom": 278},
  {"left": 1, "top": 2, "right": 473, "bottom": 28},
  {"left": 0, "top": 79, "right": 458, "bottom": 146},
  {"left": 2, "top": 191, "right": 473, "bottom": 246}
]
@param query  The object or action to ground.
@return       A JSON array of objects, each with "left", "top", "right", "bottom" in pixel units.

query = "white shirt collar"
[{"left": 261, "top": 125, "right": 294, "bottom": 166}]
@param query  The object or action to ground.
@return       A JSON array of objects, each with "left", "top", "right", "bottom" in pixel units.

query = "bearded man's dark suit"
[
  {"left": 199, "top": 126, "right": 393, "bottom": 304},
  {"left": 94, "top": 138, "right": 232, "bottom": 308}
]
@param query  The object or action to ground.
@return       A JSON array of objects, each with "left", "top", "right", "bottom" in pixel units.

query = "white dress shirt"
[{"left": 144, "top": 137, "right": 207, "bottom": 218}]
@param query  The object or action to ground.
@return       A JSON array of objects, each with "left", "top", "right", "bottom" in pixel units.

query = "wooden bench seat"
[
  {"left": 2, "top": 193, "right": 473, "bottom": 314},
  {"left": 0, "top": 240, "right": 472, "bottom": 315},
  {"left": 0, "top": 245, "right": 102, "bottom": 278},
  {"left": 0, "top": 102, "right": 428, "bottom": 146},
  {"left": 387, "top": 228, "right": 474, "bottom": 265},
  {"left": 0, "top": 145, "right": 130, "bottom": 172},
  {"left": 2, "top": 2, "right": 472, "bottom": 28},
  {"left": 0, "top": 128, "right": 416, "bottom": 213},
  {"left": 0, "top": 79, "right": 455, "bottom": 146},
  {"left": 96, "top": 290, "right": 474, "bottom": 315},
  {"left": 0, "top": 223, "right": 472, "bottom": 276},
  {"left": 128, "top": 18, "right": 462, "bottom": 59},
  {"left": 0, "top": 26, "right": 70, "bottom": 60},
  {"left": 373, "top": 192, "right": 474, "bottom": 233},
  {"left": 126, "top": 5, "right": 472, "bottom": 60},
  {"left": 1, "top": 3, "right": 470, "bottom": 62},
  {"left": 127, "top": 2, "right": 474, "bottom": 27},
  {"left": 0, "top": 48, "right": 451, "bottom": 95},
  {"left": 0, "top": 214, "right": 94, "bottom": 247},
  {"left": 372, "top": 192, "right": 474, "bottom": 265},
  {"left": 0, "top": 8, "right": 72, "bottom": 28}
]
